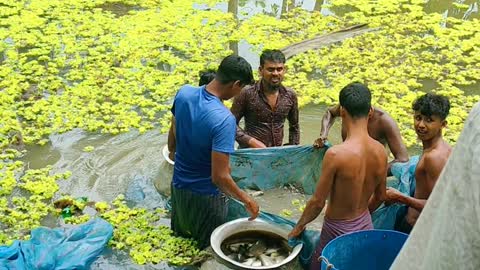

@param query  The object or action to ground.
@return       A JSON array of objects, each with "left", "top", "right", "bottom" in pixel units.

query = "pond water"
[{"left": 17, "top": 0, "right": 478, "bottom": 269}]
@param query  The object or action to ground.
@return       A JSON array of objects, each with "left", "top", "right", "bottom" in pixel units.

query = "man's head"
[
  {"left": 198, "top": 69, "right": 216, "bottom": 86},
  {"left": 412, "top": 93, "right": 450, "bottom": 141},
  {"left": 215, "top": 55, "right": 254, "bottom": 100},
  {"left": 259, "top": 49, "right": 286, "bottom": 90},
  {"left": 339, "top": 82, "right": 372, "bottom": 119}
]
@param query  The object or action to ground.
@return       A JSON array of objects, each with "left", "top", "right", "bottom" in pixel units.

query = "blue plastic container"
[{"left": 320, "top": 230, "right": 408, "bottom": 270}]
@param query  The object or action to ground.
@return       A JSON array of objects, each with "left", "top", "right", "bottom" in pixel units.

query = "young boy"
[
  {"left": 386, "top": 93, "right": 452, "bottom": 233},
  {"left": 289, "top": 83, "right": 388, "bottom": 269}
]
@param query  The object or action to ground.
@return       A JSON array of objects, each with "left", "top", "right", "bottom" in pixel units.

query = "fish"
[
  {"left": 264, "top": 248, "right": 280, "bottom": 256},
  {"left": 247, "top": 240, "right": 267, "bottom": 257},
  {"left": 274, "top": 255, "right": 286, "bottom": 264},
  {"left": 242, "top": 258, "right": 255, "bottom": 266},
  {"left": 223, "top": 236, "right": 291, "bottom": 265},
  {"left": 259, "top": 254, "right": 275, "bottom": 266},
  {"left": 251, "top": 260, "right": 262, "bottom": 267}
]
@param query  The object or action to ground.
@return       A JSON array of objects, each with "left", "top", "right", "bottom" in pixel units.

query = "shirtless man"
[
  {"left": 386, "top": 93, "right": 451, "bottom": 233},
  {"left": 314, "top": 104, "right": 408, "bottom": 175},
  {"left": 289, "top": 83, "right": 387, "bottom": 269}
]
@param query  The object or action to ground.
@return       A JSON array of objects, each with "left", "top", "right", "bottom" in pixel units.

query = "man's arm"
[
  {"left": 211, "top": 151, "right": 259, "bottom": 220},
  {"left": 314, "top": 105, "right": 340, "bottom": 148},
  {"left": 167, "top": 116, "right": 176, "bottom": 160},
  {"left": 383, "top": 116, "right": 409, "bottom": 175},
  {"left": 287, "top": 92, "right": 299, "bottom": 145},
  {"left": 321, "top": 105, "right": 340, "bottom": 137},
  {"left": 288, "top": 148, "right": 337, "bottom": 238},
  {"left": 368, "top": 155, "right": 388, "bottom": 212},
  {"left": 230, "top": 89, "right": 266, "bottom": 148},
  {"left": 386, "top": 189, "right": 427, "bottom": 212}
]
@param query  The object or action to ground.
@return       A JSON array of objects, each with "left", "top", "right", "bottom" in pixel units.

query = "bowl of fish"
[{"left": 210, "top": 218, "right": 303, "bottom": 269}]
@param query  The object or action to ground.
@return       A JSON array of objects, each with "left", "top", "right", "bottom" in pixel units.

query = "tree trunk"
[
  {"left": 228, "top": 0, "right": 239, "bottom": 55},
  {"left": 281, "top": 0, "right": 296, "bottom": 16},
  {"left": 314, "top": 0, "right": 323, "bottom": 11}
]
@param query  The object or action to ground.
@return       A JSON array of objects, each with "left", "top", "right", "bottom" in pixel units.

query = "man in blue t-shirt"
[{"left": 167, "top": 55, "right": 259, "bottom": 248}]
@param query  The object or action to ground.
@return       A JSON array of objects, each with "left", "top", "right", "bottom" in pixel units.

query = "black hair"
[
  {"left": 412, "top": 93, "right": 450, "bottom": 120},
  {"left": 216, "top": 55, "right": 254, "bottom": 86},
  {"left": 198, "top": 69, "right": 216, "bottom": 86},
  {"left": 260, "top": 49, "right": 286, "bottom": 67},
  {"left": 339, "top": 82, "right": 372, "bottom": 118}
]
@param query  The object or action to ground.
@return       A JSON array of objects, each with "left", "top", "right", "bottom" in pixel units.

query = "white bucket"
[
  {"left": 210, "top": 218, "right": 303, "bottom": 270},
  {"left": 162, "top": 144, "right": 174, "bottom": 165}
]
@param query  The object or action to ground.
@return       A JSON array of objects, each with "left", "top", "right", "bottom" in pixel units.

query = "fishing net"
[
  {"left": 231, "top": 145, "right": 329, "bottom": 194},
  {"left": 371, "top": 156, "right": 418, "bottom": 230},
  {"left": 0, "top": 218, "right": 113, "bottom": 269}
]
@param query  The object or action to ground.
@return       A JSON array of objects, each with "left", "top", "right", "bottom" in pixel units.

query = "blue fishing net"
[
  {"left": 0, "top": 218, "right": 113, "bottom": 269},
  {"left": 231, "top": 145, "right": 329, "bottom": 194},
  {"left": 372, "top": 156, "right": 419, "bottom": 229}
]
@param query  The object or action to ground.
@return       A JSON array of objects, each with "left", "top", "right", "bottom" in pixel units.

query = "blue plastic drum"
[{"left": 320, "top": 230, "right": 408, "bottom": 270}]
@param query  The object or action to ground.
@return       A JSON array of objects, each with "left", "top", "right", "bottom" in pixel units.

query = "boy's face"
[{"left": 413, "top": 111, "right": 446, "bottom": 141}]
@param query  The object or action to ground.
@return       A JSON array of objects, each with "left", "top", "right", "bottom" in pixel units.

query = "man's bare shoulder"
[
  {"left": 368, "top": 136, "right": 388, "bottom": 154},
  {"left": 422, "top": 143, "right": 451, "bottom": 170},
  {"left": 326, "top": 143, "right": 362, "bottom": 164},
  {"left": 324, "top": 145, "right": 348, "bottom": 160},
  {"left": 375, "top": 108, "right": 398, "bottom": 129}
]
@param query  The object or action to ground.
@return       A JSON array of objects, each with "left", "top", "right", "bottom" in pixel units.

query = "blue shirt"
[{"left": 171, "top": 84, "right": 236, "bottom": 195}]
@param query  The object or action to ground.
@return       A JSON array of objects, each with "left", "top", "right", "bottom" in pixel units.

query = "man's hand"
[
  {"left": 288, "top": 224, "right": 305, "bottom": 239},
  {"left": 168, "top": 151, "right": 175, "bottom": 161},
  {"left": 313, "top": 136, "right": 327, "bottom": 148},
  {"left": 248, "top": 138, "right": 267, "bottom": 149},
  {"left": 244, "top": 197, "right": 259, "bottom": 221},
  {"left": 385, "top": 187, "right": 404, "bottom": 204}
]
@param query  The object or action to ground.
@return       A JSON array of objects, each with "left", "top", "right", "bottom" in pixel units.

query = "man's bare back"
[
  {"left": 290, "top": 83, "right": 388, "bottom": 268},
  {"left": 326, "top": 136, "right": 387, "bottom": 220}
]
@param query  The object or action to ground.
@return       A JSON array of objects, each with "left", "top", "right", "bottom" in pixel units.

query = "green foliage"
[{"left": 239, "top": 0, "right": 479, "bottom": 146}]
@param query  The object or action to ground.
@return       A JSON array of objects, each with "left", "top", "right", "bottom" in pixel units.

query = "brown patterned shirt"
[{"left": 230, "top": 81, "right": 300, "bottom": 148}]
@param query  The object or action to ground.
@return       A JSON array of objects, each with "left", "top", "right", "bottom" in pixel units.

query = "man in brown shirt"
[{"left": 230, "top": 49, "right": 300, "bottom": 148}]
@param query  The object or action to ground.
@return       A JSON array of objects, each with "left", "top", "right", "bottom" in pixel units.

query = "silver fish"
[
  {"left": 274, "top": 255, "right": 286, "bottom": 264},
  {"left": 259, "top": 254, "right": 275, "bottom": 266},
  {"left": 242, "top": 258, "right": 255, "bottom": 266},
  {"left": 247, "top": 240, "right": 267, "bottom": 257},
  {"left": 251, "top": 260, "right": 262, "bottom": 267}
]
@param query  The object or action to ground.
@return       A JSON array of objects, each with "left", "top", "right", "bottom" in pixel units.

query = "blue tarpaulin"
[
  {"left": 0, "top": 218, "right": 113, "bottom": 270},
  {"left": 231, "top": 145, "right": 329, "bottom": 194},
  {"left": 372, "top": 156, "right": 419, "bottom": 230}
]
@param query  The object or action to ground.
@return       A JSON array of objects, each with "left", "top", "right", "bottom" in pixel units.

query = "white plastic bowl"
[
  {"left": 210, "top": 218, "right": 303, "bottom": 270},
  {"left": 162, "top": 144, "right": 174, "bottom": 165}
]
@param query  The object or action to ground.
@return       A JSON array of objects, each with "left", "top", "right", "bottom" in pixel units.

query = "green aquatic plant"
[
  {"left": 240, "top": 0, "right": 479, "bottom": 146},
  {"left": 99, "top": 195, "right": 205, "bottom": 265}
]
